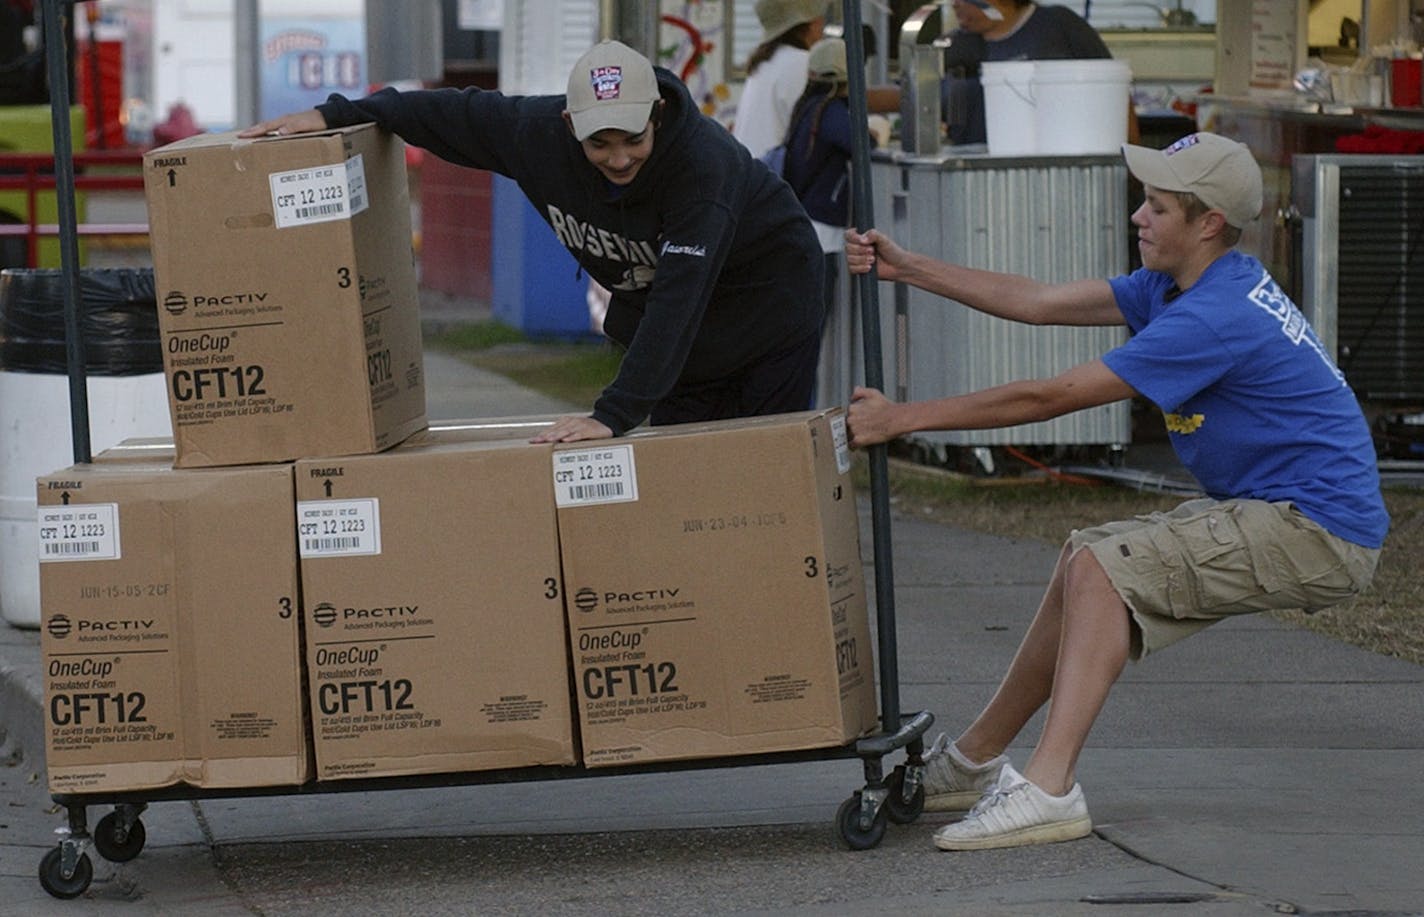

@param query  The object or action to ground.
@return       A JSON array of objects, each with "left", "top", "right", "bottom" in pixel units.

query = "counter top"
[
  {"left": 1200, "top": 94, "right": 1424, "bottom": 131},
  {"left": 870, "top": 146, "right": 1124, "bottom": 168}
]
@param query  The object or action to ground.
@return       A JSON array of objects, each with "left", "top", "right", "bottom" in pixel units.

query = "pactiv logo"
[
  {"left": 312, "top": 602, "right": 338, "bottom": 628},
  {"left": 310, "top": 602, "right": 421, "bottom": 626},
  {"left": 46, "top": 616, "right": 155, "bottom": 637},
  {"left": 163, "top": 290, "right": 188, "bottom": 315},
  {"left": 574, "top": 587, "right": 599, "bottom": 613}
]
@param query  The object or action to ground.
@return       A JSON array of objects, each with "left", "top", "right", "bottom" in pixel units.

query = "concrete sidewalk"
[{"left": 2, "top": 296, "right": 1422, "bottom": 914}]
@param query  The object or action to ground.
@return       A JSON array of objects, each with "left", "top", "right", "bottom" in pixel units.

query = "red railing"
[{"left": 0, "top": 150, "right": 148, "bottom": 267}]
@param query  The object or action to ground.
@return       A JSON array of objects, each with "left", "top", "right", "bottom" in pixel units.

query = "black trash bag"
[{"left": 0, "top": 268, "right": 163, "bottom": 376}]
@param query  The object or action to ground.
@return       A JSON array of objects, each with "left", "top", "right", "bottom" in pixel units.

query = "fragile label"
[
  {"left": 553, "top": 445, "right": 638, "bottom": 507},
  {"left": 37, "top": 504, "right": 121, "bottom": 562},
  {"left": 269, "top": 154, "right": 369, "bottom": 228},
  {"left": 830, "top": 415, "right": 851, "bottom": 474},
  {"left": 297, "top": 498, "right": 381, "bottom": 557}
]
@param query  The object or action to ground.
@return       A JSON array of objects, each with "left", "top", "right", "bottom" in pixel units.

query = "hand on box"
[
  {"left": 237, "top": 110, "right": 329, "bottom": 139},
  {"left": 530, "top": 415, "right": 613, "bottom": 444}
]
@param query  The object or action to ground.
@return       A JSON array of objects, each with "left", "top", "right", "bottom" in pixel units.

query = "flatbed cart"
[{"left": 32, "top": 0, "right": 932, "bottom": 899}]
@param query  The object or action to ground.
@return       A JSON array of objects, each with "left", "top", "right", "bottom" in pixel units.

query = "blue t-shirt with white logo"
[{"left": 1104, "top": 251, "right": 1389, "bottom": 548}]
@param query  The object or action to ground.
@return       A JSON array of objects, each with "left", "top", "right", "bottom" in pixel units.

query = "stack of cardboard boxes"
[{"left": 36, "top": 125, "right": 876, "bottom": 796}]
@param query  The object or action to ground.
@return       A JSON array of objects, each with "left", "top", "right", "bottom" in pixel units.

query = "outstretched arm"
[
  {"left": 844, "top": 228, "right": 1124, "bottom": 327},
  {"left": 846, "top": 359, "right": 1136, "bottom": 448}
]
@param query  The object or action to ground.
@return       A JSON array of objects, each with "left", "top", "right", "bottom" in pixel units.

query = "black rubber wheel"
[
  {"left": 93, "top": 811, "right": 147, "bottom": 863},
  {"left": 884, "top": 766, "right": 926, "bottom": 825},
  {"left": 39, "top": 847, "right": 93, "bottom": 899},
  {"left": 835, "top": 793, "right": 888, "bottom": 850}
]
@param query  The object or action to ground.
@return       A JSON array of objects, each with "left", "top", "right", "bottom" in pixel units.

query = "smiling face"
[{"left": 577, "top": 121, "right": 656, "bottom": 186}]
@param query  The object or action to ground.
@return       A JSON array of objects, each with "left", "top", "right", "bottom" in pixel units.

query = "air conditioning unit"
[
  {"left": 1295, "top": 154, "right": 1424, "bottom": 459},
  {"left": 1296, "top": 154, "right": 1424, "bottom": 400}
]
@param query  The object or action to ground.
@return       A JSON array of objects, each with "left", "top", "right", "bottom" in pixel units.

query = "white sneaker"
[
  {"left": 921, "top": 733, "right": 1010, "bottom": 812},
  {"left": 931, "top": 763, "right": 1092, "bottom": 851}
]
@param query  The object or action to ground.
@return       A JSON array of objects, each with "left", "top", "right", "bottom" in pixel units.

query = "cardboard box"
[
  {"left": 552, "top": 409, "right": 877, "bottom": 767},
  {"left": 36, "top": 459, "right": 308, "bottom": 794},
  {"left": 143, "top": 124, "right": 426, "bottom": 468},
  {"left": 293, "top": 433, "right": 576, "bottom": 780}
]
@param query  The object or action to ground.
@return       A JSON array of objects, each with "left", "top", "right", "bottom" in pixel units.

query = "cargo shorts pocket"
[
  {"left": 1280, "top": 508, "right": 1375, "bottom": 612},
  {"left": 1151, "top": 505, "right": 1265, "bottom": 618}
]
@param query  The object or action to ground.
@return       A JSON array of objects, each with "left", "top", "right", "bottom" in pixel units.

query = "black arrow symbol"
[
  {"left": 167, "top": 168, "right": 177, "bottom": 186},
  {"left": 323, "top": 480, "right": 333, "bottom": 497},
  {"left": 61, "top": 491, "right": 70, "bottom": 505}
]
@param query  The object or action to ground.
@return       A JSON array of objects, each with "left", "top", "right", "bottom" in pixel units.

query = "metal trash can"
[{"left": 0, "top": 268, "right": 170, "bottom": 629}]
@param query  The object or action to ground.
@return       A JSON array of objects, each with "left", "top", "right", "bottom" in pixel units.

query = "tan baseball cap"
[
  {"left": 565, "top": 41, "right": 660, "bottom": 142},
  {"left": 755, "top": 0, "right": 826, "bottom": 42},
  {"left": 1122, "top": 132, "right": 1263, "bottom": 229},
  {"left": 807, "top": 37, "right": 847, "bottom": 82}
]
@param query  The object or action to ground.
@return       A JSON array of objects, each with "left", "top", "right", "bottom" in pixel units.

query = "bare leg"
[
  {"left": 1022, "top": 547, "right": 1131, "bottom": 795},
  {"left": 953, "top": 543, "right": 1072, "bottom": 765}
]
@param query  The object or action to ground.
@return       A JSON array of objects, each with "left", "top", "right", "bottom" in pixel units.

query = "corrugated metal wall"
[{"left": 835, "top": 156, "right": 1131, "bottom": 448}]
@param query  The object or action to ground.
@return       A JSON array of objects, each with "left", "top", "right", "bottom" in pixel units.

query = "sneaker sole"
[
  {"left": 932, "top": 815, "right": 1093, "bottom": 851},
  {"left": 923, "top": 789, "right": 985, "bottom": 813}
]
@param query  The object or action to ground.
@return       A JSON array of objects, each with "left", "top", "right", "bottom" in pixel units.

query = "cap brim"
[
  {"left": 1121, "top": 142, "right": 1191, "bottom": 194},
  {"left": 569, "top": 101, "right": 654, "bottom": 141}
]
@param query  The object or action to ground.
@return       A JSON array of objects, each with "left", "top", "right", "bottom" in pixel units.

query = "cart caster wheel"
[
  {"left": 39, "top": 846, "right": 93, "bottom": 899},
  {"left": 94, "top": 811, "right": 147, "bottom": 863},
  {"left": 836, "top": 793, "right": 888, "bottom": 850},
  {"left": 884, "top": 766, "right": 926, "bottom": 825}
]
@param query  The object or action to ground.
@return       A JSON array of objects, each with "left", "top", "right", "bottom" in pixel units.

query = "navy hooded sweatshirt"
[{"left": 317, "top": 68, "right": 824, "bottom": 435}]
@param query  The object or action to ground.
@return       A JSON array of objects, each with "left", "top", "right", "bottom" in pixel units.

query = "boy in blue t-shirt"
[{"left": 843, "top": 132, "right": 1388, "bottom": 852}]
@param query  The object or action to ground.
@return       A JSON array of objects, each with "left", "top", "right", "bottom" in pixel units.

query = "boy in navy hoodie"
[{"left": 244, "top": 41, "right": 825, "bottom": 442}]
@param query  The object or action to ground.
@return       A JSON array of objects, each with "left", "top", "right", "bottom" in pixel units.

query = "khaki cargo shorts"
[{"left": 1069, "top": 498, "right": 1380, "bottom": 660}]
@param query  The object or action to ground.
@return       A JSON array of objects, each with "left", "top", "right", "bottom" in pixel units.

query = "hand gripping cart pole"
[{"left": 33, "top": 0, "right": 933, "bottom": 899}]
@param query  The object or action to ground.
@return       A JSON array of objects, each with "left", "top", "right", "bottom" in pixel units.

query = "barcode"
[
  {"left": 349, "top": 192, "right": 366, "bottom": 211},
  {"left": 569, "top": 482, "right": 624, "bottom": 500},
  {"left": 44, "top": 541, "right": 100, "bottom": 556},
  {"left": 296, "top": 202, "right": 345, "bottom": 220},
  {"left": 305, "top": 536, "right": 362, "bottom": 552}
]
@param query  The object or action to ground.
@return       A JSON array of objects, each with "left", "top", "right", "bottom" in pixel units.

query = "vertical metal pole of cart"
[
  {"left": 41, "top": 0, "right": 96, "bottom": 867},
  {"left": 41, "top": 0, "right": 93, "bottom": 466},
  {"left": 841, "top": 0, "right": 899, "bottom": 737}
]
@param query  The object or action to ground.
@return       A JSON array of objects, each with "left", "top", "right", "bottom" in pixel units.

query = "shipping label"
[
  {"left": 269, "top": 153, "right": 369, "bottom": 229},
  {"left": 37, "top": 503, "right": 121, "bottom": 562},
  {"left": 297, "top": 498, "right": 381, "bottom": 557},
  {"left": 830, "top": 414, "right": 851, "bottom": 474},
  {"left": 553, "top": 445, "right": 638, "bottom": 506}
]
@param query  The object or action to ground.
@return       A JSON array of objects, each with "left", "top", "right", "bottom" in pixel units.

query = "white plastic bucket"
[
  {"left": 0, "top": 373, "right": 171, "bottom": 629},
  {"left": 981, "top": 61, "right": 1038, "bottom": 155},
  {"left": 1029, "top": 60, "right": 1133, "bottom": 155}
]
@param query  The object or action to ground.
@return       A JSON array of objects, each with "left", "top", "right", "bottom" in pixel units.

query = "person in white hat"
[
  {"left": 843, "top": 132, "right": 1388, "bottom": 851},
  {"left": 732, "top": 0, "right": 827, "bottom": 159},
  {"left": 243, "top": 40, "right": 826, "bottom": 443}
]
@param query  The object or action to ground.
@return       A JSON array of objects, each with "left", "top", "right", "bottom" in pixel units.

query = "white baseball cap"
[
  {"left": 565, "top": 41, "right": 660, "bottom": 142},
  {"left": 807, "top": 37, "right": 847, "bottom": 82},
  {"left": 1122, "top": 132, "right": 1264, "bottom": 229}
]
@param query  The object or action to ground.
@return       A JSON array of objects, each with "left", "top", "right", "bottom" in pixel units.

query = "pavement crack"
[{"left": 191, "top": 801, "right": 267, "bottom": 916}]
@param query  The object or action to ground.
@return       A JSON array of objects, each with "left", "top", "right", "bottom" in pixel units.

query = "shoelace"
[{"left": 966, "top": 778, "right": 1029, "bottom": 819}]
